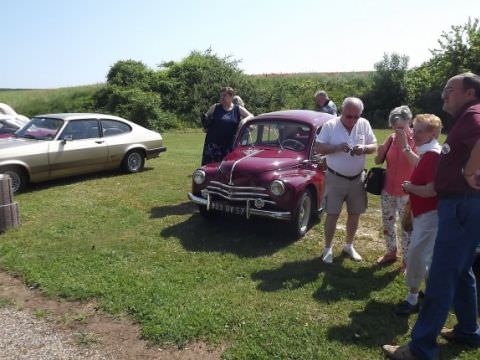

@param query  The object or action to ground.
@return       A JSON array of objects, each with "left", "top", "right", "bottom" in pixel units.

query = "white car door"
[{"left": 49, "top": 119, "right": 108, "bottom": 179}]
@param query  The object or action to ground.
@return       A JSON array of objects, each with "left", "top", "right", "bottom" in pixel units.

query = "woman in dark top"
[{"left": 202, "top": 87, "right": 253, "bottom": 165}]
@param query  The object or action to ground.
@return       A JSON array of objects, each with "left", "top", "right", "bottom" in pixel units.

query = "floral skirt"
[{"left": 201, "top": 142, "right": 232, "bottom": 165}]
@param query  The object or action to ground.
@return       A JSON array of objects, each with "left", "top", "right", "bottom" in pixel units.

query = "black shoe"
[
  {"left": 440, "top": 328, "right": 480, "bottom": 347},
  {"left": 395, "top": 301, "right": 419, "bottom": 316}
]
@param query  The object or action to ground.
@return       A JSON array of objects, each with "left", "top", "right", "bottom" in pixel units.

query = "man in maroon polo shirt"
[{"left": 383, "top": 72, "right": 480, "bottom": 360}]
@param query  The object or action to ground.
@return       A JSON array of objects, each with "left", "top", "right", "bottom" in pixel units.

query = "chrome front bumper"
[{"left": 188, "top": 192, "right": 291, "bottom": 221}]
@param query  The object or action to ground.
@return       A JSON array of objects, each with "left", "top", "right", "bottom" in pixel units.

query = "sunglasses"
[{"left": 344, "top": 115, "right": 360, "bottom": 120}]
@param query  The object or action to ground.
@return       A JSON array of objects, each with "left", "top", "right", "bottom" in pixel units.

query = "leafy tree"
[
  {"left": 96, "top": 60, "right": 179, "bottom": 130},
  {"left": 106, "top": 60, "right": 155, "bottom": 90},
  {"left": 406, "top": 17, "right": 480, "bottom": 116},
  {"left": 155, "top": 49, "right": 246, "bottom": 122},
  {"left": 430, "top": 17, "right": 480, "bottom": 77},
  {"left": 93, "top": 85, "right": 179, "bottom": 130},
  {"left": 363, "top": 53, "right": 409, "bottom": 127}
]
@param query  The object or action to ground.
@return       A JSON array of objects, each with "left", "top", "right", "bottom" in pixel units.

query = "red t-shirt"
[
  {"left": 435, "top": 101, "right": 480, "bottom": 195},
  {"left": 410, "top": 151, "right": 440, "bottom": 217}
]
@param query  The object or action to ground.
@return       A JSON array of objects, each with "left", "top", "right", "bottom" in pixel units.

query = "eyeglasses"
[
  {"left": 344, "top": 115, "right": 360, "bottom": 120},
  {"left": 442, "top": 87, "right": 454, "bottom": 96},
  {"left": 442, "top": 85, "right": 465, "bottom": 96}
]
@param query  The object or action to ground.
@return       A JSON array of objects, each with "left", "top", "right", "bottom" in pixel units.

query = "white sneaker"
[
  {"left": 322, "top": 248, "right": 333, "bottom": 264},
  {"left": 342, "top": 245, "right": 362, "bottom": 261}
]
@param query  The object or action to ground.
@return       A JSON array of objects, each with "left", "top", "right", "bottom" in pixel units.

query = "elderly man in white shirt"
[{"left": 315, "top": 97, "right": 377, "bottom": 263}]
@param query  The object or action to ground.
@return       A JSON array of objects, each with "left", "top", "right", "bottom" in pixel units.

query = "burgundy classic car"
[{"left": 188, "top": 110, "right": 335, "bottom": 237}]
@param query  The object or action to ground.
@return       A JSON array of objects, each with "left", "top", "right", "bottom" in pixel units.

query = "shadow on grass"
[
  {"left": 251, "top": 254, "right": 397, "bottom": 299},
  {"left": 437, "top": 342, "right": 478, "bottom": 360},
  {"left": 313, "top": 256, "right": 398, "bottom": 302},
  {"left": 150, "top": 201, "right": 196, "bottom": 218},
  {"left": 160, "top": 212, "right": 297, "bottom": 258},
  {"left": 327, "top": 302, "right": 477, "bottom": 359},
  {"left": 326, "top": 300, "right": 409, "bottom": 347},
  {"left": 251, "top": 257, "right": 325, "bottom": 291},
  {"left": 23, "top": 167, "right": 154, "bottom": 193}
]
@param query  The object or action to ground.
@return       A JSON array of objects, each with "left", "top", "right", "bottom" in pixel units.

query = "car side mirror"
[{"left": 62, "top": 135, "right": 73, "bottom": 144}]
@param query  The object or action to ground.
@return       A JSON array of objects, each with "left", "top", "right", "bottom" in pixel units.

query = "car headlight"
[
  {"left": 193, "top": 169, "right": 206, "bottom": 185},
  {"left": 270, "top": 180, "right": 286, "bottom": 196}
]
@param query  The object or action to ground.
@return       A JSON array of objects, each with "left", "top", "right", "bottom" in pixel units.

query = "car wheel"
[
  {"left": 122, "top": 150, "right": 145, "bottom": 173},
  {"left": 290, "top": 189, "right": 313, "bottom": 238},
  {"left": 1, "top": 166, "right": 27, "bottom": 194}
]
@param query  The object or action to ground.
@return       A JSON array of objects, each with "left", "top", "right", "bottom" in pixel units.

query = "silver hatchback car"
[{"left": 0, "top": 113, "right": 166, "bottom": 192}]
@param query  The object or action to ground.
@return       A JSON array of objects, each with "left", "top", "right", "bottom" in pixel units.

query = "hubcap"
[
  {"left": 298, "top": 194, "right": 311, "bottom": 233},
  {"left": 128, "top": 153, "right": 142, "bottom": 171}
]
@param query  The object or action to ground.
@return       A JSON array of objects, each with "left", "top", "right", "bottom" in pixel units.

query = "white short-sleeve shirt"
[{"left": 316, "top": 116, "right": 377, "bottom": 176}]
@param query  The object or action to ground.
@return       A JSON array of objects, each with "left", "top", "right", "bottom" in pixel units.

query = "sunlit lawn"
[{"left": 0, "top": 129, "right": 475, "bottom": 359}]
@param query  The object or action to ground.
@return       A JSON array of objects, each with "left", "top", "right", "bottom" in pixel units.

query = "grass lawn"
[{"left": 0, "top": 129, "right": 477, "bottom": 359}]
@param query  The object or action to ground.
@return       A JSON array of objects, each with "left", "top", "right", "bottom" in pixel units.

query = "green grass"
[
  {"left": 0, "top": 85, "right": 102, "bottom": 117},
  {"left": 0, "top": 129, "right": 475, "bottom": 359},
  {"left": 33, "top": 308, "right": 51, "bottom": 319}
]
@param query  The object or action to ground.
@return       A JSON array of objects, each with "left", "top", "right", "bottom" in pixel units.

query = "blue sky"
[{"left": 2, "top": 0, "right": 478, "bottom": 88}]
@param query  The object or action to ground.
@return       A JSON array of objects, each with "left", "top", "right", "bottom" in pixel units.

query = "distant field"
[
  {"left": 0, "top": 84, "right": 102, "bottom": 117},
  {"left": 248, "top": 71, "right": 373, "bottom": 79}
]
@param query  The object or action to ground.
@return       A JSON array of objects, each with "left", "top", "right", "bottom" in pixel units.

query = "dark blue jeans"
[{"left": 409, "top": 197, "right": 480, "bottom": 360}]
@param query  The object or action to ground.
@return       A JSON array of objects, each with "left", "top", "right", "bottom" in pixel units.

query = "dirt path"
[{"left": 0, "top": 271, "right": 222, "bottom": 360}]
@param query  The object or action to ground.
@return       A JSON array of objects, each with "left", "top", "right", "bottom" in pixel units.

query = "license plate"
[{"left": 210, "top": 201, "right": 245, "bottom": 215}]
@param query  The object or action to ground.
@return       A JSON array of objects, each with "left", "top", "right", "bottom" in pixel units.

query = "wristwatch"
[{"left": 403, "top": 145, "right": 411, "bottom": 153}]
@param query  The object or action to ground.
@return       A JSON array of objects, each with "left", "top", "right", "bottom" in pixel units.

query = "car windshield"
[
  {"left": 238, "top": 120, "right": 311, "bottom": 152},
  {"left": 15, "top": 117, "right": 64, "bottom": 140}
]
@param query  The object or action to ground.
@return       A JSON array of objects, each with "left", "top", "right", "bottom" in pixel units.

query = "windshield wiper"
[{"left": 277, "top": 137, "right": 284, "bottom": 150}]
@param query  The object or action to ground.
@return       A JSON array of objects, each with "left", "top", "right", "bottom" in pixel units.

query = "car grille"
[{"left": 206, "top": 181, "right": 276, "bottom": 204}]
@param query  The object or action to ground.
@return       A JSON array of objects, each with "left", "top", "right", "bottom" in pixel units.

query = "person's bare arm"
[
  {"left": 239, "top": 106, "right": 254, "bottom": 121},
  {"left": 206, "top": 104, "right": 216, "bottom": 117},
  {"left": 395, "top": 129, "right": 419, "bottom": 166},
  {"left": 402, "top": 181, "right": 436, "bottom": 197},
  {"left": 374, "top": 144, "right": 386, "bottom": 165},
  {"left": 315, "top": 142, "right": 349, "bottom": 155},
  {"left": 374, "top": 136, "right": 392, "bottom": 164},
  {"left": 238, "top": 106, "right": 254, "bottom": 128}
]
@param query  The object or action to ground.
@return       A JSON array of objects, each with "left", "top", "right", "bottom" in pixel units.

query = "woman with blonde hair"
[{"left": 394, "top": 113, "right": 443, "bottom": 315}]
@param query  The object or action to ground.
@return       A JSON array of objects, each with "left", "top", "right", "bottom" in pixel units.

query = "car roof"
[
  {"left": 33, "top": 113, "right": 127, "bottom": 122},
  {"left": 253, "top": 110, "right": 335, "bottom": 128}
]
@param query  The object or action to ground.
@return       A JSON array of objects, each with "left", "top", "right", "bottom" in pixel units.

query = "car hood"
[
  {"left": 216, "top": 147, "right": 303, "bottom": 184},
  {"left": 0, "top": 137, "right": 42, "bottom": 150}
]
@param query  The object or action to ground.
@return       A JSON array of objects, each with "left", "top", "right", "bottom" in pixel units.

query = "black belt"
[
  {"left": 437, "top": 191, "right": 480, "bottom": 199},
  {"left": 327, "top": 166, "right": 362, "bottom": 181}
]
